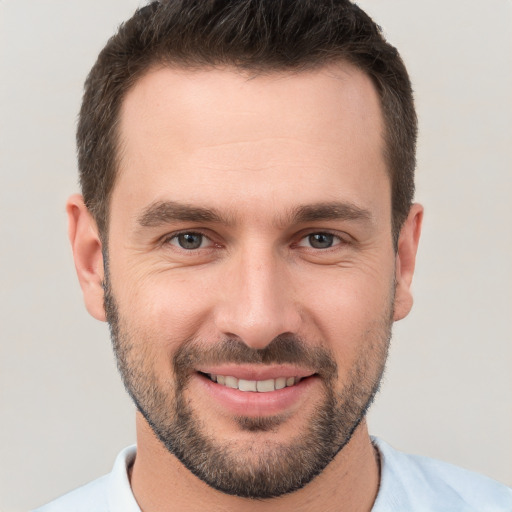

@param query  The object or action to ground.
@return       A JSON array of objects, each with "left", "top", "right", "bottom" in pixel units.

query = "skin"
[{"left": 68, "top": 62, "right": 423, "bottom": 511}]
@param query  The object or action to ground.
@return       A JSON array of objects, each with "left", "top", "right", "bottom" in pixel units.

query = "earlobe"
[
  {"left": 67, "top": 194, "right": 106, "bottom": 321},
  {"left": 393, "top": 203, "right": 423, "bottom": 321}
]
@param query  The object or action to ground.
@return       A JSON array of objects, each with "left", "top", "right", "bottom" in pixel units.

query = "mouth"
[
  {"left": 199, "top": 372, "right": 305, "bottom": 392},
  {"left": 194, "top": 366, "right": 319, "bottom": 417}
]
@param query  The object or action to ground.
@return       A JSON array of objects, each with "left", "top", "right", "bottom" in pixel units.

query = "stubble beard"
[{"left": 103, "top": 273, "right": 392, "bottom": 499}]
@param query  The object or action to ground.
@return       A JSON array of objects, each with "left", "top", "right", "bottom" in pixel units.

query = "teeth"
[
  {"left": 256, "top": 379, "right": 275, "bottom": 392},
  {"left": 238, "top": 379, "right": 257, "bottom": 392},
  {"left": 275, "top": 377, "right": 286, "bottom": 390},
  {"left": 225, "top": 376, "right": 239, "bottom": 389},
  {"left": 207, "top": 374, "right": 300, "bottom": 392}
]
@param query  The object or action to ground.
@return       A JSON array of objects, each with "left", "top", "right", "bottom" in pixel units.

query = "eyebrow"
[
  {"left": 290, "top": 202, "right": 372, "bottom": 224},
  {"left": 137, "top": 200, "right": 373, "bottom": 228},
  {"left": 137, "top": 201, "right": 232, "bottom": 227}
]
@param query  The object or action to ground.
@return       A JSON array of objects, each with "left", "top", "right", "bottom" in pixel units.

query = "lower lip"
[{"left": 195, "top": 373, "right": 319, "bottom": 417}]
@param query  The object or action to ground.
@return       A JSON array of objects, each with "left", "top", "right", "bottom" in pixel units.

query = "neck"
[{"left": 130, "top": 413, "right": 380, "bottom": 512}]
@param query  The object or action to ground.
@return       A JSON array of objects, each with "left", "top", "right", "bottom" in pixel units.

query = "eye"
[
  {"left": 298, "top": 232, "right": 341, "bottom": 249},
  {"left": 168, "top": 232, "right": 211, "bottom": 250}
]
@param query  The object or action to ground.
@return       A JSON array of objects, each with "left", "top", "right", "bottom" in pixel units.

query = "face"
[{"left": 72, "top": 63, "right": 420, "bottom": 499}]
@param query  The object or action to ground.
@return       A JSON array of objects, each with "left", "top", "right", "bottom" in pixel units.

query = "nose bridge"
[{"left": 215, "top": 242, "right": 300, "bottom": 349}]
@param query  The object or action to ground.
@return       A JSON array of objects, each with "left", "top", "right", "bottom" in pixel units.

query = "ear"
[
  {"left": 67, "top": 194, "right": 106, "bottom": 321},
  {"left": 393, "top": 203, "right": 423, "bottom": 321}
]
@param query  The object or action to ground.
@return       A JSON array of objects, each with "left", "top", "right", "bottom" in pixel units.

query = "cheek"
[
  {"left": 300, "top": 265, "right": 394, "bottom": 361},
  {"left": 116, "top": 269, "right": 218, "bottom": 347},
  {"left": 112, "top": 275, "right": 212, "bottom": 390}
]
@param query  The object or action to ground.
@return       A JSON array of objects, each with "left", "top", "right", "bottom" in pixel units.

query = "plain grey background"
[{"left": 1, "top": 1, "right": 511, "bottom": 510}]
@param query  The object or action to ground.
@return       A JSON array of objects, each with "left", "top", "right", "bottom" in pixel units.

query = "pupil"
[
  {"left": 179, "top": 233, "right": 202, "bottom": 249},
  {"left": 309, "top": 233, "right": 333, "bottom": 249}
]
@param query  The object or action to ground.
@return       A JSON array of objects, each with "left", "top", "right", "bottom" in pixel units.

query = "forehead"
[{"left": 113, "top": 63, "right": 389, "bottom": 224}]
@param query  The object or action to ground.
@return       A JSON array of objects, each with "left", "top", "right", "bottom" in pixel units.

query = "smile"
[
  {"left": 205, "top": 373, "right": 303, "bottom": 392},
  {"left": 195, "top": 369, "right": 318, "bottom": 416}
]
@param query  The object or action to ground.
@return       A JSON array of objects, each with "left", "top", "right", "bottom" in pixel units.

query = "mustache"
[{"left": 173, "top": 334, "right": 338, "bottom": 380}]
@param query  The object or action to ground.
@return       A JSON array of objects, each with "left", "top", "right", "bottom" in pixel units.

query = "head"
[{"left": 69, "top": 0, "right": 422, "bottom": 501}]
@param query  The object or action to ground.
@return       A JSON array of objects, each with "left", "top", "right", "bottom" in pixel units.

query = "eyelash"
[
  {"left": 162, "top": 231, "right": 217, "bottom": 251},
  {"left": 162, "top": 230, "right": 349, "bottom": 252},
  {"left": 295, "top": 232, "right": 345, "bottom": 250}
]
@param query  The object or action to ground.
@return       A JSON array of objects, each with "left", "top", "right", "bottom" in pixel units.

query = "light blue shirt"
[{"left": 33, "top": 438, "right": 512, "bottom": 511}]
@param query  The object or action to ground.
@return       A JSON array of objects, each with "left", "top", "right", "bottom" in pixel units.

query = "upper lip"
[{"left": 196, "top": 364, "right": 316, "bottom": 381}]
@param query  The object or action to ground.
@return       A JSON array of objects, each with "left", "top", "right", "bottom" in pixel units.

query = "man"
[{"left": 34, "top": 0, "right": 511, "bottom": 510}]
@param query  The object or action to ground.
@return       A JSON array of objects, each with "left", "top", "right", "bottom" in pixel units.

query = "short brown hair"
[{"left": 77, "top": 0, "right": 417, "bottom": 243}]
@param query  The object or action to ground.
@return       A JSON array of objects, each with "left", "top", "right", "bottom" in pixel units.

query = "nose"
[{"left": 213, "top": 246, "right": 302, "bottom": 350}]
